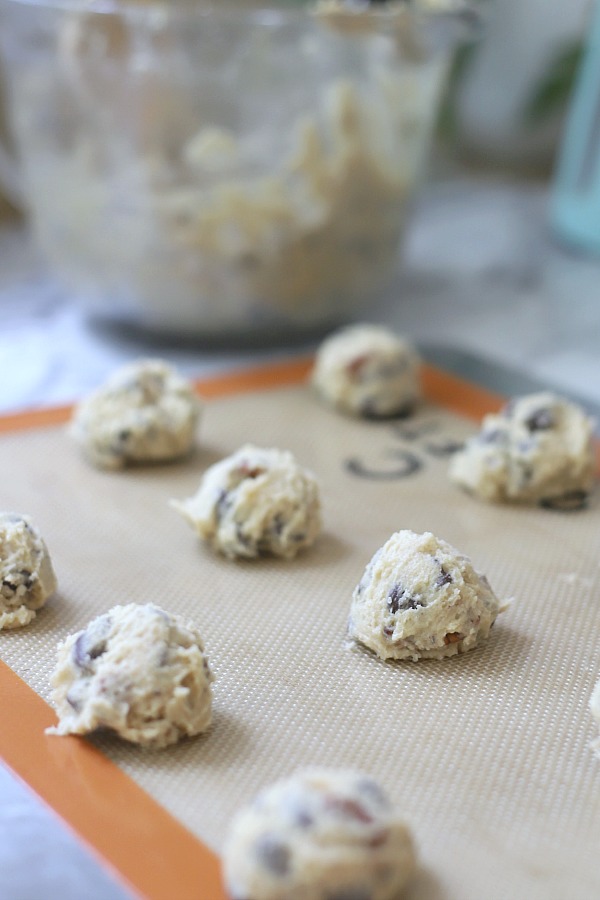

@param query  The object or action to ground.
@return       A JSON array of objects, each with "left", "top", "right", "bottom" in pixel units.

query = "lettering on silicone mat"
[{"left": 344, "top": 418, "right": 465, "bottom": 481}]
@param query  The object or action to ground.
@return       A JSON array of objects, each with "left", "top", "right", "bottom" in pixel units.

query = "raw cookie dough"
[
  {"left": 48, "top": 22, "right": 442, "bottom": 335},
  {"left": 49, "top": 603, "right": 213, "bottom": 749},
  {"left": 223, "top": 768, "right": 416, "bottom": 900},
  {"left": 449, "top": 392, "right": 595, "bottom": 508},
  {"left": 70, "top": 358, "right": 201, "bottom": 470},
  {"left": 349, "top": 530, "right": 501, "bottom": 661},
  {"left": 0, "top": 512, "right": 57, "bottom": 630},
  {"left": 172, "top": 444, "right": 322, "bottom": 560},
  {"left": 312, "top": 324, "right": 420, "bottom": 418}
]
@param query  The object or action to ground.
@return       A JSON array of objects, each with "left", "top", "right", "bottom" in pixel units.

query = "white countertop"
[{"left": 1, "top": 174, "right": 599, "bottom": 900}]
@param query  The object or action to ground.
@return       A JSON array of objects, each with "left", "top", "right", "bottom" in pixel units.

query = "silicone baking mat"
[{"left": 1, "top": 359, "right": 599, "bottom": 900}]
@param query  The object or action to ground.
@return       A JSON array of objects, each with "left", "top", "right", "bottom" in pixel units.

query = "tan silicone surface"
[{"left": 1, "top": 383, "right": 599, "bottom": 900}]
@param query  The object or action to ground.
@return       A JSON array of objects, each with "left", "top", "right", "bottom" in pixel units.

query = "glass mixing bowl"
[{"left": 0, "top": 0, "right": 473, "bottom": 341}]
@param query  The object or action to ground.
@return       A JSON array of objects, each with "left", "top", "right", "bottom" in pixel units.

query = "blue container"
[{"left": 551, "top": 0, "right": 600, "bottom": 255}]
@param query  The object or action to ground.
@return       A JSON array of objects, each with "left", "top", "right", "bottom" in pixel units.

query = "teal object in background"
[{"left": 551, "top": 0, "right": 600, "bottom": 254}]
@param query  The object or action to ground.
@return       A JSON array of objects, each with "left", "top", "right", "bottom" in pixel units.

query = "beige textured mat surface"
[{"left": 1, "top": 382, "right": 600, "bottom": 900}]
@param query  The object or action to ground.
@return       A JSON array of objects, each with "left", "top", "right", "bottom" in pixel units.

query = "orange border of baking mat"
[{"left": 0, "top": 357, "right": 596, "bottom": 900}]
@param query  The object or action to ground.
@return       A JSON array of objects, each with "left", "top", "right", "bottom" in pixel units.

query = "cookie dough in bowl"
[
  {"left": 349, "top": 530, "right": 502, "bottom": 661},
  {"left": 0, "top": 512, "right": 57, "bottom": 630},
  {"left": 70, "top": 358, "right": 202, "bottom": 470},
  {"left": 223, "top": 768, "right": 416, "bottom": 900},
  {"left": 312, "top": 323, "right": 420, "bottom": 418},
  {"left": 449, "top": 392, "right": 595, "bottom": 508},
  {"left": 172, "top": 444, "right": 322, "bottom": 560},
  {"left": 48, "top": 603, "right": 213, "bottom": 749}
]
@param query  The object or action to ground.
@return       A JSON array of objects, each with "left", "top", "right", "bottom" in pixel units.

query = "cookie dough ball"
[
  {"left": 0, "top": 512, "right": 57, "bottom": 630},
  {"left": 349, "top": 530, "right": 501, "bottom": 661},
  {"left": 172, "top": 444, "right": 321, "bottom": 560},
  {"left": 49, "top": 604, "right": 213, "bottom": 749},
  {"left": 449, "top": 392, "right": 595, "bottom": 508},
  {"left": 223, "top": 768, "right": 416, "bottom": 900},
  {"left": 312, "top": 324, "right": 420, "bottom": 418},
  {"left": 70, "top": 359, "right": 201, "bottom": 470}
]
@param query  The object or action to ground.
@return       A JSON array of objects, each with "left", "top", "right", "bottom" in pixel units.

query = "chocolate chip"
[
  {"left": 272, "top": 514, "right": 285, "bottom": 536},
  {"left": 355, "top": 778, "right": 388, "bottom": 808},
  {"left": 293, "top": 809, "right": 314, "bottom": 829},
  {"left": 540, "top": 490, "right": 588, "bottom": 512},
  {"left": 216, "top": 489, "right": 229, "bottom": 521},
  {"left": 444, "top": 632, "right": 463, "bottom": 645},
  {"left": 519, "top": 463, "right": 534, "bottom": 484},
  {"left": 19, "top": 570, "right": 34, "bottom": 589},
  {"left": 387, "top": 583, "right": 420, "bottom": 613},
  {"left": 346, "top": 354, "right": 370, "bottom": 379},
  {"left": 525, "top": 408, "right": 555, "bottom": 432},
  {"left": 239, "top": 464, "right": 264, "bottom": 479},
  {"left": 326, "top": 797, "right": 373, "bottom": 825},
  {"left": 387, "top": 583, "right": 405, "bottom": 613},
  {"left": 73, "top": 631, "right": 107, "bottom": 672},
  {"left": 73, "top": 616, "right": 111, "bottom": 670},
  {"left": 478, "top": 573, "right": 492, "bottom": 591},
  {"left": 255, "top": 835, "right": 290, "bottom": 877},
  {"left": 359, "top": 398, "right": 380, "bottom": 418},
  {"left": 235, "top": 526, "right": 251, "bottom": 547},
  {"left": 368, "top": 829, "right": 389, "bottom": 848},
  {"left": 89, "top": 640, "right": 108, "bottom": 660},
  {"left": 480, "top": 428, "right": 503, "bottom": 444},
  {"left": 435, "top": 567, "right": 452, "bottom": 587},
  {"left": 66, "top": 691, "right": 81, "bottom": 712},
  {"left": 2, "top": 568, "right": 34, "bottom": 596},
  {"left": 382, "top": 626, "right": 394, "bottom": 637},
  {"left": 152, "top": 607, "right": 171, "bottom": 624},
  {"left": 518, "top": 439, "right": 534, "bottom": 453},
  {"left": 73, "top": 634, "right": 89, "bottom": 669}
]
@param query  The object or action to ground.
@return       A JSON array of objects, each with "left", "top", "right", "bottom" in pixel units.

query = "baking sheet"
[{"left": 1, "top": 368, "right": 599, "bottom": 900}]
